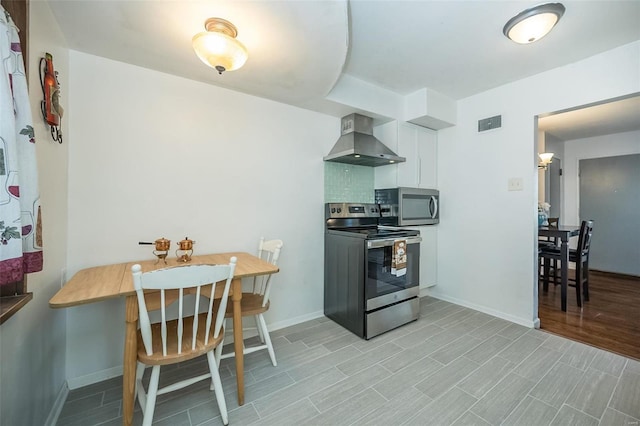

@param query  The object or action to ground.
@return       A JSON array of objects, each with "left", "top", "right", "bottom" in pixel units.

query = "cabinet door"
[
  {"left": 373, "top": 121, "right": 399, "bottom": 189},
  {"left": 418, "top": 226, "right": 437, "bottom": 288},
  {"left": 417, "top": 128, "right": 437, "bottom": 189},
  {"left": 397, "top": 123, "right": 419, "bottom": 187}
]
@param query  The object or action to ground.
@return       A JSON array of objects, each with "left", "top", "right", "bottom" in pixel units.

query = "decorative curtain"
[{"left": 0, "top": 6, "right": 43, "bottom": 286}]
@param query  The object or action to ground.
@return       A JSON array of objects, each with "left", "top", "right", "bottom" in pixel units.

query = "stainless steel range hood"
[{"left": 324, "top": 114, "right": 406, "bottom": 167}]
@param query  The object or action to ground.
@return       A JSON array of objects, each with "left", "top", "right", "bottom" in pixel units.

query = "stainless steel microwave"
[{"left": 375, "top": 187, "right": 439, "bottom": 226}]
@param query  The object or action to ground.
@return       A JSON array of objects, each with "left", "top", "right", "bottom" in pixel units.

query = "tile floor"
[{"left": 57, "top": 297, "right": 640, "bottom": 425}]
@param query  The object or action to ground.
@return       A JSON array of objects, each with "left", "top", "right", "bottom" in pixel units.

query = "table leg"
[
  {"left": 232, "top": 278, "right": 244, "bottom": 405},
  {"left": 123, "top": 295, "right": 138, "bottom": 426},
  {"left": 560, "top": 239, "right": 568, "bottom": 312}
]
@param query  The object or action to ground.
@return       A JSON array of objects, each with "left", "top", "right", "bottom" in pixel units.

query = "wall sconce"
[
  {"left": 192, "top": 18, "right": 248, "bottom": 75},
  {"left": 503, "top": 3, "right": 565, "bottom": 44},
  {"left": 538, "top": 152, "right": 554, "bottom": 169}
]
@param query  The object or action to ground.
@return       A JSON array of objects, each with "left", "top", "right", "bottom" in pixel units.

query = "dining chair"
[
  {"left": 539, "top": 220, "right": 594, "bottom": 307},
  {"left": 538, "top": 217, "right": 559, "bottom": 281},
  {"left": 221, "top": 238, "right": 283, "bottom": 366},
  {"left": 131, "top": 257, "right": 237, "bottom": 426}
]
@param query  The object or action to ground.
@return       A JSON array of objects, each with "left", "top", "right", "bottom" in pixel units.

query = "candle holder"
[
  {"left": 139, "top": 238, "right": 171, "bottom": 264},
  {"left": 176, "top": 237, "right": 195, "bottom": 262}
]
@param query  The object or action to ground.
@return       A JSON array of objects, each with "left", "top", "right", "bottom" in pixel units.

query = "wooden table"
[
  {"left": 49, "top": 251, "right": 279, "bottom": 426},
  {"left": 538, "top": 226, "right": 580, "bottom": 311}
]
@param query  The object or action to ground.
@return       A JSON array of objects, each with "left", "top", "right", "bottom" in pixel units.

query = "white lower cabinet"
[{"left": 418, "top": 225, "right": 437, "bottom": 289}]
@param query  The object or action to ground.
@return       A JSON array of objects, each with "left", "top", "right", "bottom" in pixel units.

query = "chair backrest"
[
  {"left": 577, "top": 220, "right": 594, "bottom": 257},
  {"left": 539, "top": 217, "right": 560, "bottom": 245},
  {"left": 132, "top": 257, "right": 237, "bottom": 357},
  {"left": 252, "top": 237, "right": 283, "bottom": 308}
]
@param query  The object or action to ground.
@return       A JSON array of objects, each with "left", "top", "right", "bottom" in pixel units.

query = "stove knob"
[
  {"left": 337, "top": 208, "right": 342, "bottom": 213},
  {"left": 331, "top": 208, "right": 336, "bottom": 213}
]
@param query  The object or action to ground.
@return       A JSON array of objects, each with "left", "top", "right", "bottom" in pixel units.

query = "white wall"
[
  {"left": 64, "top": 51, "right": 337, "bottom": 385},
  {"left": 432, "top": 41, "right": 640, "bottom": 327},
  {"left": 0, "top": 2, "right": 69, "bottom": 425},
  {"left": 563, "top": 129, "right": 640, "bottom": 226}
]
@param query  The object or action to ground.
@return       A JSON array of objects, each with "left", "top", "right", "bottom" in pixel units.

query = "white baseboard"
[
  {"left": 269, "top": 310, "right": 325, "bottom": 332},
  {"left": 66, "top": 365, "right": 123, "bottom": 390},
  {"left": 65, "top": 311, "right": 325, "bottom": 388},
  {"left": 44, "top": 382, "right": 69, "bottom": 426},
  {"left": 424, "top": 291, "right": 536, "bottom": 328}
]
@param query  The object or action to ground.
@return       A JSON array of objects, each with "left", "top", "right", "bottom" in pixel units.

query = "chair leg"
[
  {"left": 135, "top": 362, "right": 147, "bottom": 412},
  {"left": 141, "top": 365, "right": 161, "bottom": 426},
  {"left": 552, "top": 259, "right": 559, "bottom": 285},
  {"left": 206, "top": 351, "right": 229, "bottom": 426},
  {"left": 256, "top": 314, "right": 265, "bottom": 343},
  {"left": 258, "top": 314, "right": 277, "bottom": 366},
  {"left": 575, "top": 261, "right": 582, "bottom": 308},
  {"left": 542, "top": 257, "right": 550, "bottom": 292},
  {"left": 214, "top": 334, "right": 225, "bottom": 368},
  {"left": 583, "top": 259, "right": 590, "bottom": 301}
]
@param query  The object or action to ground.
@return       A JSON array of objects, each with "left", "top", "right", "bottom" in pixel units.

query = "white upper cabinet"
[
  {"left": 397, "top": 123, "right": 419, "bottom": 187},
  {"left": 374, "top": 121, "right": 438, "bottom": 189}
]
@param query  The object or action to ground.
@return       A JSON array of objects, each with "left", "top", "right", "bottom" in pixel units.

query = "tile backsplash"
[{"left": 324, "top": 162, "right": 374, "bottom": 203}]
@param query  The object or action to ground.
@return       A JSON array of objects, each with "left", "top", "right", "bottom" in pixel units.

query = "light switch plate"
[{"left": 508, "top": 177, "right": 523, "bottom": 191}]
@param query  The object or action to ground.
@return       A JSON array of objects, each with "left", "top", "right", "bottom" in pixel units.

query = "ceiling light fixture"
[
  {"left": 192, "top": 18, "right": 248, "bottom": 75},
  {"left": 538, "top": 152, "right": 554, "bottom": 169},
  {"left": 503, "top": 3, "right": 565, "bottom": 44}
]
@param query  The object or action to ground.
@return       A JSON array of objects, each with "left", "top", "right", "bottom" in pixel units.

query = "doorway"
[{"left": 534, "top": 94, "right": 640, "bottom": 360}]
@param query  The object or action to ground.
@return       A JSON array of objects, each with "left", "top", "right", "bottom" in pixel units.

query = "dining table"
[
  {"left": 49, "top": 251, "right": 279, "bottom": 426},
  {"left": 538, "top": 225, "right": 580, "bottom": 311}
]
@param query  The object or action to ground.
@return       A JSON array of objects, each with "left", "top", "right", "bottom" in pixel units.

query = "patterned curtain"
[{"left": 0, "top": 6, "right": 43, "bottom": 286}]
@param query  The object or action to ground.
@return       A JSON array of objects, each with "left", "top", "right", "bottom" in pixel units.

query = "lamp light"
[
  {"left": 192, "top": 18, "right": 248, "bottom": 75},
  {"left": 538, "top": 152, "right": 554, "bottom": 169},
  {"left": 503, "top": 3, "right": 565, "bottom": 44}
]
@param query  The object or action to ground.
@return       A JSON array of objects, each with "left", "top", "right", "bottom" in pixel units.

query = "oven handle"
[{"left": 367, "top": 236, "right": 422, "bottom": 249}]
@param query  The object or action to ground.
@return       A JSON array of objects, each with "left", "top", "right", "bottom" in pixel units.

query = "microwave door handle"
[{"left": 430, "top": 196, "right": 438, "bottom": 219}]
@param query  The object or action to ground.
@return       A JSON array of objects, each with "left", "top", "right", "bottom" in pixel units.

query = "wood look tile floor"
[{"left": 57, "top": 297, "right": 640, "bottom": 426}]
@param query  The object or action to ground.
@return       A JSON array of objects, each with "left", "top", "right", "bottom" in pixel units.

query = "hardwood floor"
[{"left": 538, "top": 269, "right": 640, "bottom": 360}]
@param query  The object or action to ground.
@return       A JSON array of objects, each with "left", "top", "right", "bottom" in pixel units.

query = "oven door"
[{"left": 366, "top": 236, "right": 421, "bottom": 311}]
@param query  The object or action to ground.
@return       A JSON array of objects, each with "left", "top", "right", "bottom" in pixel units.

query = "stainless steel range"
[{"left": 324, "top": 202, "right": 421, "bottom": 339}]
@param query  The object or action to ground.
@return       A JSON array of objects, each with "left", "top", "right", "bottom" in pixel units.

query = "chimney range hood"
[{"left": 324, "top": 114, "right": 405, "bottom": 167}]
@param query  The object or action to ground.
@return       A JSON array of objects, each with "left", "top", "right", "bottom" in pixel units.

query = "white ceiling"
[
  {"left": 539, "top": 95, "right": 640, "bottom": 141},
  {"left": 47, "top": 0, "right": 640, "bottom": 137}
]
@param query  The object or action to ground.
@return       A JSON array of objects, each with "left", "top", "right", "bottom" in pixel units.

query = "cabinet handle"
[{"left": 417, "top": 157, "right": 422, "bottom": 185}]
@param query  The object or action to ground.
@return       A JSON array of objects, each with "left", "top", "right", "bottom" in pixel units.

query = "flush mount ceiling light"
[
  {"left": 538, "top": 152, "right": 554, "bottom": 169},
  {"left": 503, "top": 3, "right": 565, "bottom": 44},
  {"left": 192, "top": 18, "right": 248, "bottom": 75}
]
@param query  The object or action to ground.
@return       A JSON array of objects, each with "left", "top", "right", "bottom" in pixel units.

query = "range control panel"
[{"left": 325, "top": 203, "right": 380, "bottom": 219}]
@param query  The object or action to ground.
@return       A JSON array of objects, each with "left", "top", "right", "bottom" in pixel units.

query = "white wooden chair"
[
  {"left": 132, "top": 257, "right": 237, "bottom": 426},
  {"left": 221, "top": 238, "right": 282, "bottom": 366}
]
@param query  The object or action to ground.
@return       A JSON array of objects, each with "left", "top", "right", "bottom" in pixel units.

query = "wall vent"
[{"left": 478, "top": 115, "right": 502, "bottom": 132}]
